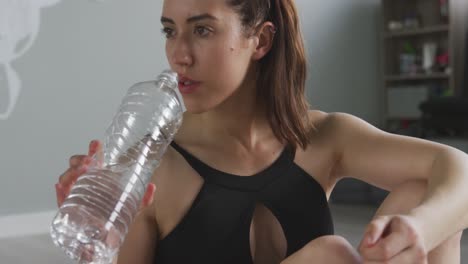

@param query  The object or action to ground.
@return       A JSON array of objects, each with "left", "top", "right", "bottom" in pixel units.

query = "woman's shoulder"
[
  {"left": 306, "top": 110, "right": 340, "bottom": 140},
  {"left": 306, "top": 110, "right": 381, "bottom": 150},
  {"left": 308, "top": 110, "right": 358, "bottom": 126},
  {"left": 307, "top": 110, "right": 371, "bottom": 133},
  {"left": 307, "top": 110, "right": 329, "bottom": 127}
]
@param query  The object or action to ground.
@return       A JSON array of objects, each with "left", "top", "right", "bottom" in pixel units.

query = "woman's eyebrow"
[{"left": 160, "top": 14, "right": 218, "bottom": 24}]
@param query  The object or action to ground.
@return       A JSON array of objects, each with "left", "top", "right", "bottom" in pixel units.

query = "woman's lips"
[{"left": 178, "top": 77, "right": 201, "bottom": 94}]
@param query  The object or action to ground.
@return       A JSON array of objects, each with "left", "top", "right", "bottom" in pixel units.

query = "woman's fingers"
[
  {"left": 59, "top": 141, "right": 156, "bottom": 212},
  {"left": 55, "top": 183, "right": 65, "bottom": 207},
  {"left": 56, "top": 167, "right": 84, "bottom": 208},
  {"left": 361, "top": 215, "right": 392, "bottom": 247},
  {"left": 59, "top": 161, "right": 89, "bottom": 186},
  {"left": 361, "top": 230, "right": 412, "bottom": 261},
  {"left": 360, "top": 215, "right": 427, "bottom": 263},
  {"left": 57, "top": 140, "right": 100, "bottom": 207},
  {"left": 88, "top": 140, "right": 98, "bottom": 156},
  {"left": 140, "top": 183, "right": 156, "bottom": 209},
  {"left": 69, "top": 155, "right": 88, "bottom": 168},
  {"left": 88, "top": 140, "right": 103, "bottom": 165}
]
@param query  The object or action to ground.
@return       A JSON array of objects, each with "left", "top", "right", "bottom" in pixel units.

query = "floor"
[{"left": 0, "top": 204, "right": 466, "bottom": 263}]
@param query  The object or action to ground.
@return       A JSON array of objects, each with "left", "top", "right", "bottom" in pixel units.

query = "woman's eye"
[
  {"left": 161, "top": 27, "right": 175, "bottom": 38},
  {"left": 194, "top": 26, "right": 211, "bottom": 37}
]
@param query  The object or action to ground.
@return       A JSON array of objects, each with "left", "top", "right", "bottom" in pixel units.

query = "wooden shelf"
[
  {"left": 383, "top": 25, "right": 449, "bottom": 38},
  {"left": 384, "top": 73, "right": 451, "bottom": 82},
  {"left": 386, "top": 117, "right": 420, "bottom": 121}
]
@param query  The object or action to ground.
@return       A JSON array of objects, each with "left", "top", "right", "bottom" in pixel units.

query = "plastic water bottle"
[{"left": 50, "top": 70, "right": 184, "bottom": 264}]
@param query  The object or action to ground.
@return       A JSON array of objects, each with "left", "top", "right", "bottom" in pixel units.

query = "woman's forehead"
[{"left": 162, "top": 0, "right": 232, "bottom": 20}]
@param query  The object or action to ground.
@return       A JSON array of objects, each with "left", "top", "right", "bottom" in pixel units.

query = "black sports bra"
[{"left": 154, "top": 142, "right": 334, "bottom": 263}]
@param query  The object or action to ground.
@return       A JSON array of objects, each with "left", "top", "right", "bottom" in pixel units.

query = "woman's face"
[{"left": 161, "top": 0, "right": 257, "bottom": 113}]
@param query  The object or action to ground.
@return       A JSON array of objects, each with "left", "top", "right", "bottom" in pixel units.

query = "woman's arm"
[
  {"left": 116, "top": 205, "right": 159, "bottom": 264},
  {"left": 328, "top": 112, "right": 468, "bottom": 250}
]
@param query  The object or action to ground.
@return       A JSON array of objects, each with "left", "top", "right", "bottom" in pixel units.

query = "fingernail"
[
  {"left": 89, "top": 140, "right": 98, "bottom": 151},
  {"left": 55, "top": 183, "right": 62, "bottom": 190}
]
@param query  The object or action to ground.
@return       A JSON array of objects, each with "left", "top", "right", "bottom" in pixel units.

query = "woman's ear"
[{"left": 251, "top": 22, "right": 276, "bottom": 61}]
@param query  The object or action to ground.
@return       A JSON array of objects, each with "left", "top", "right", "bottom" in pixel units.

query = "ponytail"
[{"left": 228, "top": 0, "right": 312, "bottom": 150}]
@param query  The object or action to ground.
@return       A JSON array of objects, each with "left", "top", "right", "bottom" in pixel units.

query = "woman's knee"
[{"left": 302, "top": 235, "right": 361, "bottom": 263}]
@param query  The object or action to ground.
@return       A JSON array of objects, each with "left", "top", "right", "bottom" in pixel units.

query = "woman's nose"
[{"left": 170, "top": 39, "right": 193, "bottom": 70}]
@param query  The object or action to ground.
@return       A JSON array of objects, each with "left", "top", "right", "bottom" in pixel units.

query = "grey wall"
[
  {"left": 0, "top": 0, "right": 381, "bottom": 216},
  {"left": 298, "top": 0, "right": 381, "bottom": 124}
]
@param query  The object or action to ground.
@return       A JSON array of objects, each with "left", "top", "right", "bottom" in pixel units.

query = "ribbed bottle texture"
[{"left": 50, "top": 70, "right": 183, "bottom": 264}]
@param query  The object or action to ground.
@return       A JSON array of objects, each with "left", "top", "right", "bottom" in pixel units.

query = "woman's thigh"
[{"left": 280, "top": 235, "right": 361, "bottom": 264}]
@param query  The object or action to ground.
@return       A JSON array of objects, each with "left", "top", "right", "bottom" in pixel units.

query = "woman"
[{"left": 56, "top": 0, "right": 468, "bottom": 263}]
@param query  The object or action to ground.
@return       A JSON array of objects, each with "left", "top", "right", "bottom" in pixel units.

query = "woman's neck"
[{"left": 176, "top": 77, "right": 277, "bottom": 153}]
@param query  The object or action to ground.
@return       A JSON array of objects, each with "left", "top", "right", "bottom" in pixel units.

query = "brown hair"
[{"left": 227, "top": 0, "right": 312, "bottom": 150}]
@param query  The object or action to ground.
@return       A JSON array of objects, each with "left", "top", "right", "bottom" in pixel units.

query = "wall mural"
[
  {"left": 0, "top": 0, "right": 109, "bottom": 120},
  {"left": 0, "top": 0, "right": 65, "bottom": 120}
]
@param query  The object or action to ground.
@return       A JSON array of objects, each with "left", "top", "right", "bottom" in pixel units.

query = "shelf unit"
[
  {"left": 380, "top": 0, "right": 468, "bottom": 134},
  {"left": 383, "top": 24, "right": 449, "bottom": 38},
  {"left": 385, "top": 72, "right": 450, "bottom": 81}
]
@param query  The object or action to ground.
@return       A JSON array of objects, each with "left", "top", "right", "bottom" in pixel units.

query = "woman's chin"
[
  {"left": 184, "top": 105, "right": 209, "bottom": 115},
  {"left": 183, "top": 99, "right": 222, "bottom": 115}
]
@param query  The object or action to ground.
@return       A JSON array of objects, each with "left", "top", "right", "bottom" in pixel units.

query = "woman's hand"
[
  {"left": 358, "top": 214, "right": 428, "bottom": 264},
  {"left": 55, "top": 140, "right": 156, "bottom": 208}
]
